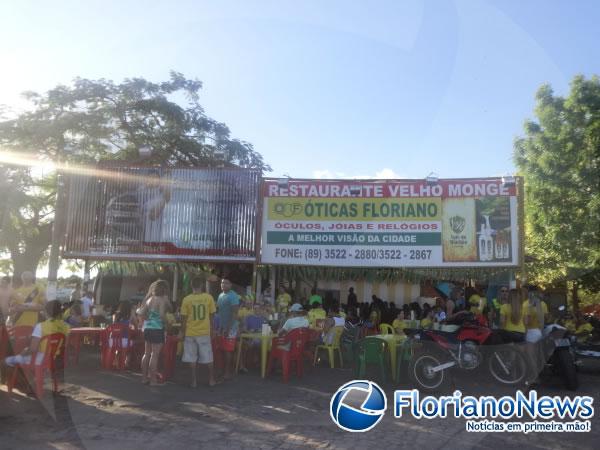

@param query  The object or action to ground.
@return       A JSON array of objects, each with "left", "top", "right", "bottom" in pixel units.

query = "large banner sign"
[
  {"left": 65, "top": 167, "right": 260, "bottom": 262},
  {"left": 260, "top": 178, "right": 522, "bottom": 268}
]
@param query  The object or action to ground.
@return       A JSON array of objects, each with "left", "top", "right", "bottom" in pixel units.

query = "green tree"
[
  {"left": 0, "top": 72, "right": 270, "bottom": 280},
  {"left": 514, "top": 75, "right": 600, "bottom": 307}
]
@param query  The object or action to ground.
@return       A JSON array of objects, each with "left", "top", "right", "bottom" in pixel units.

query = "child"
[{"left": 180, "top": 277, "right": 217, "bottom": 387}]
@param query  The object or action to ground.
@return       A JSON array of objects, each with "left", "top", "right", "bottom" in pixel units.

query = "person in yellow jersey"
[
  {"left": 179, "top": 277, "right": 217, "bottom": 387},
  {"left": 307, "top": 302, "right": 326, "bottom": 328},
  {"left": 8, "top": 271, "right": 45, "bottom": 327},
  {"left": 276, "top": 287, "right": 292, "bottom": 314},
  {"left": 499, "top": 289, "right": 526, "bottom": 342},
  {"left": 522, "top": 287, "right": 550, "bottom": 343},
  {"left": 238, "top": 296, "right": 253, "bottom": 321},
  {"left": 4, "top": 300, "right": 69, "bottom": 368},
  {"left": 522, "top": 286, "right": 550, "bottom": 385}
]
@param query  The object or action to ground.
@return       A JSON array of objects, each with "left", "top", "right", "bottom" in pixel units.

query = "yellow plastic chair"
[
  {"left": 313, "top": 327, "right": 344, "bottom": 368},
  {"left": 379, "top": 324, "right": 395, "bottom": 335}
]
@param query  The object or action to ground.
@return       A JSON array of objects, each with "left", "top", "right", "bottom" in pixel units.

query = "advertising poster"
[
  {"left": 64, "top": 167, "right": 260, "bottom": 261},
  {"left": 260, "top": 178, "right": 521, "bottom": 268}
]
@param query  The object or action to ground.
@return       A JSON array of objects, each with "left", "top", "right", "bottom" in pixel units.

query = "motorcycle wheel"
[
  {"left": 409, "top": 352, "right": 448, "bottom": 392},
  {"left": 555, "top": 348, "right": 579, "bottom": 391},
  {"left": 488, "top": 347, "right": 527, "bottom": 385}
]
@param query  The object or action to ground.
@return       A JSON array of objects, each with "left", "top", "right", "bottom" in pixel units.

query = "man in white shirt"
[{"left": 278, "top": 304, "right": 309, "bottom": 336}]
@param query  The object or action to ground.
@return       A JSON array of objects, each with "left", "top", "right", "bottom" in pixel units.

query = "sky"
[{"left": 1, "top": 0, "right": 599, "bottom": 182}]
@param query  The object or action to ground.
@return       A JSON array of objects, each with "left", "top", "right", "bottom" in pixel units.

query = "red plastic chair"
[
  {"left": 0, "top": 325, "right": 9, "bottom": 361},
  {"left": 7, "top": 332, "right": 66, "bottom": 398},
  {"left": 8, "top": 326, "right": 34, "bottom": 354},
  {"left": 101, "top": 324, "right": 133, "bottom": 370},
  {"left": 159, "top": 335, "right": 179, "bottom": 381},
  {"left": 266, "top": 328, "right": 306, "bottom": 383}
]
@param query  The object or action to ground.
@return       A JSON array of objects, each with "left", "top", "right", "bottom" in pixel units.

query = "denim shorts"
[{"left": 144, "top": 328, "right": 165, "bottom": 344}]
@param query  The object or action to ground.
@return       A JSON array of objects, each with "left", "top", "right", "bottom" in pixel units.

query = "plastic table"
[
  {"left": 235, "top": 332, "right": 272, "bottom": 378},
  {"left": 367, "top": 333, "right": 406, "bottom": 381}
]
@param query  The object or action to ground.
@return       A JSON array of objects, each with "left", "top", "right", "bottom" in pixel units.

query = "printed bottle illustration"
[{"left": 477, "top": 215, "right": 495, "bottom": 261}]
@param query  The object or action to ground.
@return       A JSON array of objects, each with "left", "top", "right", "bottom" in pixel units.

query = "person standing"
[
  {"left": 499, "top": 289, "right": 525, "bottom": 342},
  {"left": 276, "top": 287, "right": 291, "bottom": 314},
  {"left": 308, "top": 288, "right": 322, "bottom": 307},
  {"left": 0, "top": 276, "right": 12, "bottom": 323},
  {"left": 490, "top": 286, "right": 509, "bottom": 329},
  {"left": 137, "top": 280, "right": 170, "bottom": 386},
  {"left": 216, "top": 278, "right": 240, "bottom": 380},
  {"left": 79, "top": 288, "right": 94, "bottom": 322},
  {"left": 346, "top": 287, "right": 358, "bottom": 316},
  {"left": 522, "top": 286, "right": 550, "bottom": 385},
  {"left": 8, "top": 272, "right": 45, "bottom": 327},
  {"left": 180, "top": 277, "right": 217, "bottom": 387}
]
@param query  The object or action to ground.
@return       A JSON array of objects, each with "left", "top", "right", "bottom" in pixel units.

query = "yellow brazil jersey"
[
  {"left": 238, "top": 306, "right": 252, "bottom": 320},
  {"left": 500, "top": 304, "right": 526, "bottom": 333},
  {"left": 276, "top": 293, "right": 291, "bottom": 313},
  {"left": 181, "top": 293, "right": 216, "bottom": 337},
  {"left": 576, "top": 322, "right": 593, "bottom": 335},
  {"left": 308, "top": 308, "right": 326, "bottom": 327},
  {"left": 522, "top": 300, "right": 548, "bottom": 330},
  {"left": 11, "top": 284, "right": 45, "bottom": 327},
  {"left": 392, "top": 319, "right": 405, "bottom": 332},
  {"left": 421, "top": 318, "right": 433, "bottom": 329},
  {"left": 39, "top": 319, "right": 70, "bottom": 354}
]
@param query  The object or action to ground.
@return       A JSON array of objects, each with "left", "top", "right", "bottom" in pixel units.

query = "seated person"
[
  {"left": 111, "top": 300, "right": 134, "bottom": 347},
  {"left": 321, "top": 307, "right": 345, "bottom": 344},
  {"left": 64, "top": 301, "right": 84, "bottom": 327},
  {"left": 4, "top": 300, "right": 70, "bottom": 368},
  {"left": 421, "top": 310, "right": 434, "bottom": 329},
  {"left": 392, "top": 311, "right": 406, "bottom": 334},
  {"left": 468, "top": 294, "right": 483, "bottom": 315},
  {"left": 307, "top": 302, "right": 326, "bottom": 328},
  {"left": 278, "top": 304, "right": 309, "bottom": 337}
]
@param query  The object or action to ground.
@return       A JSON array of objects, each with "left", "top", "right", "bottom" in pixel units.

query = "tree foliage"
[
  {"left": 0, "top": 72, "right": 270, "bottom": 277},
  {"left": 514, "top": 75, "right": 600, "bottom": 290}
]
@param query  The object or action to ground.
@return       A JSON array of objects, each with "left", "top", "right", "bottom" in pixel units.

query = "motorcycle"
[
  {"left": 405, "top": 313, "right": 527, "bottom": 392},
  {"left": 541, "top": 322, "right": 579, "bottom": 390}
]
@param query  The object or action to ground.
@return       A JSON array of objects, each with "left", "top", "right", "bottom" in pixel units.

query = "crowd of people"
[{"left": 1, "top": 271, "right": 597, "bottom": 393}]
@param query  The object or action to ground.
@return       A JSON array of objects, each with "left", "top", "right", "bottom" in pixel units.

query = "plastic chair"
[
  {"left": 0, "top": 325, "right": 9, "bottom": 361},
  {"left": 395, "top": 339, "right": 413, "bottom": 382},
  {"left": 313, "top": 327, "right": 344, "bottom": 368},
  {"left": 354, "top": 337, "right": 388, "bottom": 382},
  {"left": 160, "top": 335, "right": 179, "bottom": 381},
  {"left": 8, "top": 326, "right": 34, "bottom": 354},
  {"left": 266, "top": 328, "right": 306, "bottom": 382},
  {"left": 340, "top": 324, "right": 364, "bottom": 365},
  {"left": 8, "top": 333, "right": 66, "bottom": 398},
  {"left": 101, "top": 324, "right": 133, "bottom": 370},
  {"left": 379, "top": 323, "right": 396, "bottom": 335}
]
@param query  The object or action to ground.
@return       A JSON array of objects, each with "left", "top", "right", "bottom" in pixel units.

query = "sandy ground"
[{"left": 1, "top": 347, "right": 600, "bottom": 449}]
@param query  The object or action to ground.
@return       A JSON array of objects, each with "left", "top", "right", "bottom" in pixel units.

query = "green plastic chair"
[
  {"left": 379, "top": 323, "right": 395, "bottom": 335},
  {"left": 354, "top": 337, "right": 388, "bottom": 382},
  {"left": 395, "top": 339, "right": 414, "bottom": 383}
]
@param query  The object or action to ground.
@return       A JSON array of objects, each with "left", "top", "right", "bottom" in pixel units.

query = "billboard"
[
  {"left": 64, "top": 167, "right": 260, "bottom": 262},
  {"left": 259, "top": 178, "right": 522, "bottom": 268}
]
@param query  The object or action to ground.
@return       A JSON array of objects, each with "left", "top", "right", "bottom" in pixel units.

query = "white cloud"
[{"left": 312, "top": 167, "right": 403, "bottom": 180}]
